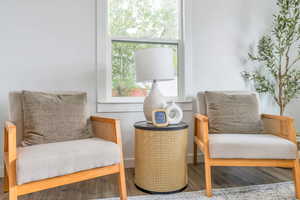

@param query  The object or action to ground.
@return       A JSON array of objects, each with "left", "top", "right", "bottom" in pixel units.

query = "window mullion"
[{"left": 111, "top": 37, "right": 179, "bottom": 45}]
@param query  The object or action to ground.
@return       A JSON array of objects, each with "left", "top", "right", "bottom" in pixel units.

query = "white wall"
[
  {"left": 0, "top": 0, "right": 300, "bottom": 175},
  {"left": 0, "top": 0, "right": 97, "bottom": 111},
  {"left": 191, "top": 0, "right": 274, "bottom": 92}
]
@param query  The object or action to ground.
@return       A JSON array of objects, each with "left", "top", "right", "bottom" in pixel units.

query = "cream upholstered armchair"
[
  {"left": 3, "top": 91, "right": 127, "bottom": 200},
  {"left": 194, "top": 91, "right": 300, "bottom": 199}
]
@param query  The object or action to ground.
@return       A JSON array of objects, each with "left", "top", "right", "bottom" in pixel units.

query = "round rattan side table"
[{"left": 134, "top": 121, "right": 189, "bottom": 194}]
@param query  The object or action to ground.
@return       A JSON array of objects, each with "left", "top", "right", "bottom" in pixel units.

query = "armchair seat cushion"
[
  {"left": 209, "top": 134, "right": 297, "bottom": 159},
  {"left": 16, "top": 138, "right": 120, "bottom": 185}
]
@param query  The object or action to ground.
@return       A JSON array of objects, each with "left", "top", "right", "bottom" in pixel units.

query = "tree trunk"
[
  {"left": 279, "top": 102, "right": 285, "bottom": 116},
  {"left": 278, "top": 69, "right": 284, "bottom": 116}
]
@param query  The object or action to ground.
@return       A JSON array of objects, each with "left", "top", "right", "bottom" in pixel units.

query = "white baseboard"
[{"left": 124, "top": 153, "right": 204, "bottom": 168}]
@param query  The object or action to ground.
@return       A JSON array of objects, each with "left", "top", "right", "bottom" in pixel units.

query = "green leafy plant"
[{"left": 242, "top": 0, "right": 300, "bottom": 115}]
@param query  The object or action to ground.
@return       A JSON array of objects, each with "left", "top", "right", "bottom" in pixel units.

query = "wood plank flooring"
[{"left": 0, "top": 164, "right": 293, "bottom": 200}]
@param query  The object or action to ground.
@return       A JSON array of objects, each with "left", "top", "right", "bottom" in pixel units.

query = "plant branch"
[
  {"left": 288, "top": 55, "right": 300, "bottom": 69},
  {"left": 284, "top": 45, "right": 291, "bottom": 75}
]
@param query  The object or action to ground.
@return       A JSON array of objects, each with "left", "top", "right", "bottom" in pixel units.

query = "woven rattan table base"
[{"left": 134, "top": 127, "right": 188, "bottom": 193}]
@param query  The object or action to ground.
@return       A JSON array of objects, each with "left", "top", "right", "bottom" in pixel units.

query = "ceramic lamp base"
[{"left": 143, "top": 80, "right": 166, "bottom": 122}]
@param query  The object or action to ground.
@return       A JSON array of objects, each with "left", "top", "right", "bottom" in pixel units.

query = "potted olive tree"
[{"left": 242, "top": 0, "right": 300, "bottom": 115}]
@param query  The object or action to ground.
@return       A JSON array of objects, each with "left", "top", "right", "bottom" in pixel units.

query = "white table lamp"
[{"left": 135, "top": 48, "right": 175, "bottom": 122}]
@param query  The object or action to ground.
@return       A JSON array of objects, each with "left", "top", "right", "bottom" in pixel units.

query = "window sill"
[{"left": 97, "top": 97, "right": 193, "bottom": 113}]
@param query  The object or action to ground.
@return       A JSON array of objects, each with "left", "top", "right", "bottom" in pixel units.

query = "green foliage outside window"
[{"left": 111, "top": 42, "right": 177, "bottom": 97}]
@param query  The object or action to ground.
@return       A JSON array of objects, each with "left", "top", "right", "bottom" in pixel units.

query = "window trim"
[{"left": 96, "top": 0, "right": 192, "bottom": 112}]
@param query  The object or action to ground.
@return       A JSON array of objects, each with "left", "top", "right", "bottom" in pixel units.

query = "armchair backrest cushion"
[
  {"left": 196, "top": 92, "right": 207, "bottom": 115},
  {"left": 196, "top": 91, "right": 256, "bottom": 115},
  {"left": 197, "top": 91, "right": 263, "bottom": 134},
  {"left": 9, "top": 91, "right": 92, "bottom": 146},
  {"left": 9, "top": 92, "right": 24, "bottom": 146}
]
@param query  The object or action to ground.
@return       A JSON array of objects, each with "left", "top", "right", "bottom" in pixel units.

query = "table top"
[{"left": 134, "top": 121, "right": 188, "bottom": 131}]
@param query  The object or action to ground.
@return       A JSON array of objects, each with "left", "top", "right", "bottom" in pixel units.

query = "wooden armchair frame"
[
  {"left": 194, "top": 113, "right": 300, "bottom": 199},
  {"left": 3, "top": 116, "right": 127, "bottom": 200}
]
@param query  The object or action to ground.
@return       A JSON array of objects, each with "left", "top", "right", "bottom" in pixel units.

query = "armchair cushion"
[
  {"left": 205, "top": 91, "right": 263, "bottom": 133},
  {"left": 21, "top": 91, "right": 92, "bottom": 146},
  {"left": 16, "top": 138, "right": 120, "bottom": 185},
  {"left": 209, "top": 134, "right": 297, "bottom": 159}
]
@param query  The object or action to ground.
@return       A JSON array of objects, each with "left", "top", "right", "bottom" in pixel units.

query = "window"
[
  {"left": 97, "top": 0, "right": 183, "bottom": 102},
  {"left": 108, "top": 0, "right": 182, "bottom": 98}
]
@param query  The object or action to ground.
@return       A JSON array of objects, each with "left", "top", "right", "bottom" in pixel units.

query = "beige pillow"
[
  {"left": 205, "top": 91, "right": 263, "bottom": 133},
  {"left": 22, "top": 91, "right": 92, "bottom": 146}
]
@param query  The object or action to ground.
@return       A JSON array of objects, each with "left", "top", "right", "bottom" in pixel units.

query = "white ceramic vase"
[
  {"left": 166, "top": 100, "right": 183, "bottom": 124},
  {"left": 143, "top": 81, "right": 166, "bottom": 123}
]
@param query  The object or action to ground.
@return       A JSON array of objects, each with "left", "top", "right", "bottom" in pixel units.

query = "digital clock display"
[{"left": 155, "top": 111, "right": 167, "bottom": 124}]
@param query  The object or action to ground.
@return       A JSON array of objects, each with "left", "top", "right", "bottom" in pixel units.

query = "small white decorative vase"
[
  {"left": 143, "top": 81, "right": 166, "bottom": 123},
  {"left": 166, "top": 101, "right": 183, "bottom": 124}
]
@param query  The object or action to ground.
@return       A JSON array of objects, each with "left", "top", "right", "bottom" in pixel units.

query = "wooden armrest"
[
  {"left": 261, "top": 114, "right": 297, "bottom": 143},
  {"left": 261, "top": 114, "right": 294, "bottom": 121},
  {"left": 5, "top": 121, "right": 16, "bottom": 129},
  {"left": 90, "top": 116, "right": 122, "bottom": 144},
  {"left": 4, "top": 121, "right": 17, "bottom": 164},
  {"left": 194, "top": 113, "right": 209, "bottom": 122},
  {"left": 194, "top": 114, "right": 209, "bottom": 152},
  {"left": 91, "top": 116, "right": 119, "bottom": 124}
]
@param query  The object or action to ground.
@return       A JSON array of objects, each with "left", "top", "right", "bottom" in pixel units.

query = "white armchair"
[
  {"left": 194, "top": 91, "right": 300, "bottom": 199},
  {"left": 3, "top": 92, "right": 127, "bottom": 200}
]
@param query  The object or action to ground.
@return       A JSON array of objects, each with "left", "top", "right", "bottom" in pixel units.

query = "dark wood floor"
[{"left": 0, "top": 164, "right": 293, "bottom": 200}]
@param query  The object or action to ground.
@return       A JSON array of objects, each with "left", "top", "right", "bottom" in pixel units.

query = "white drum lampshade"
[{"left": 135, "top": 48, "right": 175, "bottom": 122}]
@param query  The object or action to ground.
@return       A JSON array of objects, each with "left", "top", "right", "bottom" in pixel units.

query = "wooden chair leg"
[
  {"left": 118, "top": 163, "right": 127, "bottom": 200},
  {"left": 204, "top": 162, "right": 212, "bottom": 197},
  {"left": 8, "top": 174, "right": 17, "bottom": 200},
  {"left": 7, "top": 163, "right": 17, "bottom": 200},
  {"left": 9, "top": 187, "right": 17, "bottom": 200},
  {"left": 3, "top": 163, "right": 9, "bottom": 193},
  {"left": 194, "top": 142, "right": 197, "bottom": 165},
  {"left": 293, "top": 160, "right": 300, "bottom": 199}
]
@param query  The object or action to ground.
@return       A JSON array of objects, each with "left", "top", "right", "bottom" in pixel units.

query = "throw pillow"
[
  {"left": 205, "top": 91, "right": 263, "bottom": 133},
  {"left": 22, "top": 91, "right": 92, "bottom": 146}
]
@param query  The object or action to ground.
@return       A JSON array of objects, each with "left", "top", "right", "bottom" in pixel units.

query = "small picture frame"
[{"left": 152, "top": 109, "right": 169, "bottom": 127}]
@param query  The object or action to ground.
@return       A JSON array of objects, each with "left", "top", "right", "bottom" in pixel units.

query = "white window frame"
[{"left": 96, "top": 0, "right": 193, "bottom": 112}]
